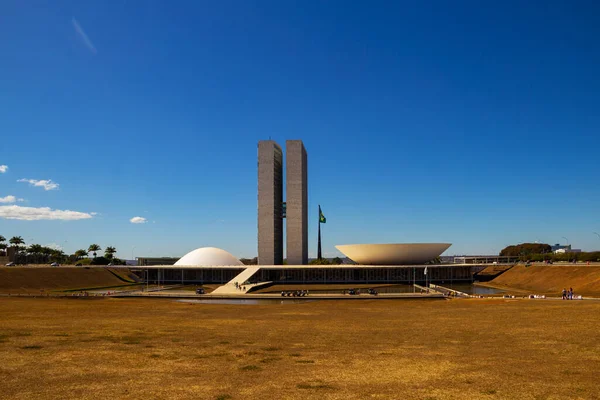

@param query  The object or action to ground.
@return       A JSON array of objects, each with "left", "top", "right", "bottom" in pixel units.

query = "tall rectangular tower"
[
  {"left": 258, "top": 140, "right": 283, "bottom": 265},
  {"left": 286, "top": 140, "right": 308, "bottom": 265}
]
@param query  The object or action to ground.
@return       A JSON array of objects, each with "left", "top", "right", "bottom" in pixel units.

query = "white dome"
[{"left": 174, "top": 247, "right": 244, "bottom": 266}]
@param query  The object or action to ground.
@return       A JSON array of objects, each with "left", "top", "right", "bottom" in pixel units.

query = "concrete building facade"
[
  {"left": 286, "top": 140, "right": 308, "bottom": 265},
  {"left": 257, "top": 140, "right": 284, "bottom": 265}
]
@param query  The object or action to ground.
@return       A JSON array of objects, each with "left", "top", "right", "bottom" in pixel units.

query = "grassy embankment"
[
  {"left": 0, "top": 267, "right": 139, "bottom": 294},
  {"left": 478, "top": 264, "right": 600, "bottom": 296},
  {"left": 0, "top": 297, "right": 599, "bottom": 399}
]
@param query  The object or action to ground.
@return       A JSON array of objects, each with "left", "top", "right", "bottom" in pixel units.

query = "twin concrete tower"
[{"left": 258, "top": 140, "right": 308, "bottom": 265}]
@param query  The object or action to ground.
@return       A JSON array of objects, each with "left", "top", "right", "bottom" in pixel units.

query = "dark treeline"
[
  {"left": 0, "top": 235, "right": 124, "bottom": 265},
  {"left": 500, "top": 243, "right": 600, "bottom": 262},
  {"left": 500, "top": 243, "right": 552, "bottom": 256}
]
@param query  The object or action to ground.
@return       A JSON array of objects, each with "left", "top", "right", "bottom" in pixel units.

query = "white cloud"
[
  {"left": 0, "top": 205, "right": 94, "bottom": 221},
  {"left": 0, "top": 165, "right": 7, "bottom": 173},
  {"left": 18, "top": 179, "right": 60, "bottom": 191},
  {"left": 130, "top": 216, "right": 147, "bottom": 224},
  {"left": 0, "top": 195, "right": 24, "bottom": 204},
  {"left": 72, "top": 17, "right": 97, "bottom": 54}
]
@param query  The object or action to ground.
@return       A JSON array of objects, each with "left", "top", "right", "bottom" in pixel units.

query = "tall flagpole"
[{"left": 317, "top": 205, "right": 322, "bottom": 260}]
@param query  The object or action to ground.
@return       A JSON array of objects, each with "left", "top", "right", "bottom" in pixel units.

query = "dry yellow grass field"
[
  {"left": 480, "top": 265, "right": 600, "bottom": 296},
  {"left": 1, "top": 297, "right": 599, "bottom": 400},
  {"left": 0, "top": 267, "right": 137, "bottom": 294}
]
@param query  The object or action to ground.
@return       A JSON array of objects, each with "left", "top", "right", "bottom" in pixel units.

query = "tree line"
[
  {"left": 499, "top": 242, "right": 600, "bottom": 262},
  {"left": 0, "top": 235, "right": 123, "bottom": 265}
]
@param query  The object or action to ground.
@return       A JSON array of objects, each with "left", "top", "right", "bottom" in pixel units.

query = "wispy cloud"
[
  {"left": 18, "top": 179, "right": 60, "bottom": 191},
  {"left": 0, "top": 205, "right": 94, "bottom": 221},
  {"left": 72, "top": 17, "right": 97, "bottom": 54},
  {"left": 0, "top": 195, "right": 24, "bottom": 204},
  {"left": 130, "top": 216, "right": 147, "bottom": 224},
  {"left": 0, "top": 165, "right": 7, "bottom": 173}
]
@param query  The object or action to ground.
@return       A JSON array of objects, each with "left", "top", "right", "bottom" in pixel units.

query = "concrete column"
[
  {"left": 258, "top": 140, "right": 283, "bottom": 265},
  {"left": 286, "top": 140, "right": 308, "bottom": 265}
]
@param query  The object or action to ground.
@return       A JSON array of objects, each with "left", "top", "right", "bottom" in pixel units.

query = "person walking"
[
  {"left": 569, "top": 287, "right": 574, "bottom": 300},
  {"left": 562, "top": 288, "right": 567, "bottom": 300}
]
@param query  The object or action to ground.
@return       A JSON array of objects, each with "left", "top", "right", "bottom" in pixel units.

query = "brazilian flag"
[{"left": 319, "top": 206, "right": 326, "bottom": 224}]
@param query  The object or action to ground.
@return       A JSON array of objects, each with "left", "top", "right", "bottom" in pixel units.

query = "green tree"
[
  {"left": 332, "top": 257, "right": 343, "bottom": 265},
  {"left": 9, "top": 236, "right": 25, "bottom": 248},
  {"left": 27, "top": 244, "right": 43, "bottom": 264},
  {"left": 309, "top": 258, "right": 331, "bottom": 265},
  {"left": 0, "top": 235, "right": 6, "bottom": 256},
  {"left": 104, "top": 246, "right": 117, "bottom": 260},
  {"left": 88, "top": 244, "right": 101, "bottom": 259},
  {"left": 74, "top": 249, "right": 87, "bottom": 259},
  {"left": 499, "top": 243, "right": 552, "bottom": 257},
  {"left": 41, "top": 247, "right": 53, "bottom": 261},
  {"left": 50, "top": 249, "right": 66, "bottom": 263}
]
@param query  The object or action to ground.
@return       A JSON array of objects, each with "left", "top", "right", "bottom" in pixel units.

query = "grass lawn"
[{"left": 0, "top": 298, "right": 599, "bottom": 399}]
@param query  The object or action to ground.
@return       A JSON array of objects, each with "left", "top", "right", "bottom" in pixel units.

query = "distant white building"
[
  {"left": 554, "top": 248, "right": 581, "bottom": 254},
  {"left": 551, "top": 244, "right": 575, "bottom": 253}
]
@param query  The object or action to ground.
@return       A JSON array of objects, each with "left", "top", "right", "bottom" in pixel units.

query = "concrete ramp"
[
  {"left": 413, "top": 284, "right": 443, "bottom": 295},
  {"left": 430, "top": 284, "right": 470, "bottom": 297},
  {"left": 211, "top": 267, "right": 261, "bottom": 295}
]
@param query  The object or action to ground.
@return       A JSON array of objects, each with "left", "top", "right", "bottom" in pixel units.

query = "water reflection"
[
  {"left": 262, "top": 284, "right": 505, "bottom": 295},
  {"left": 442, "top": 283, "right": 504, "bottom": 295},
  {"left": 176, "top": 299, "right": 314, "bottom": 305}
]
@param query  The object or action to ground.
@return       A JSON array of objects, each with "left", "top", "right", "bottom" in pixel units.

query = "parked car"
[
  {"left": 75, "top": 263, "right": 83, "bottom": 266},
  {"left": 6, "top": 262, "right": 15, "bottom": 266},
  {"left": 195, "top": 288, "right": 205, "bottom": 295},
  {"left": 50, "top": 262, "right": 60, "bottom": 267}
]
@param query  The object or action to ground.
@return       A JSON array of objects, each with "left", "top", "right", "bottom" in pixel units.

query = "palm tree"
[
  {"left": 74, "top": 249, "right": 87, "bottom": 260},
  {"left": 27, "top": 244, "right": 43, "bottom": 264},
  {"left": 41, "top": 247, "right": 53, "bottom": 263},
  {"left": 88, "top": 244, "right": 101, "bottom": 259},
  {"left": 9, "top": 236, "right": 25, "bottom": 248},
  {"left": 104, "top": 246, "right": 117, "bottom": 260},
  {"left": 50, "top": 249, "right": 65, "bottom": 263},
  {"left": 0, "top": 235, "right": 6, "bottom": 256},
  {"left": 9, "top": 236, "right": 25, "bottom": 258}
]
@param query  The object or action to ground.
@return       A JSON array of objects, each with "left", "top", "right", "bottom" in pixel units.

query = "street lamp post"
[{"left": 562, "top": 237, "right": 569, "bottom": 245}]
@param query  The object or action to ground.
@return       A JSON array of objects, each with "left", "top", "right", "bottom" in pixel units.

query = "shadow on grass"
[
  {"left": 260, "top": 357, "right": 282, "bottom": 364},
  {"left": 297, "top": 381, "right": 335, "bottom": 390},
  {"left": 262, "top": 346, "right": 281, "bottom": 352},
  {"left": 20, "top": 345, "right": 43, "bottom": 350},
  {"left": 0, "top": 332, "right": 33, "bottom": 343},
  {"left": 2, "top": 331, "right": 32, "bottom": 338},
  {"left": 239, "top": 365, "right": 261, "bottom": 371}
]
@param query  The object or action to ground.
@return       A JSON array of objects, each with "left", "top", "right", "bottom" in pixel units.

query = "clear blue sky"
[{"left": 1, "top": 1, "right": 599, "bottom": 259}]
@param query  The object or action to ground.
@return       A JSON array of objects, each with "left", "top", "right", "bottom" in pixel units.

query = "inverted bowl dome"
[
  {"left": 174, "top": 247, "right": 243, "bottom": 266},
  {"left": 335, "top": 243, "right": 451, "bottom": 265}
]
